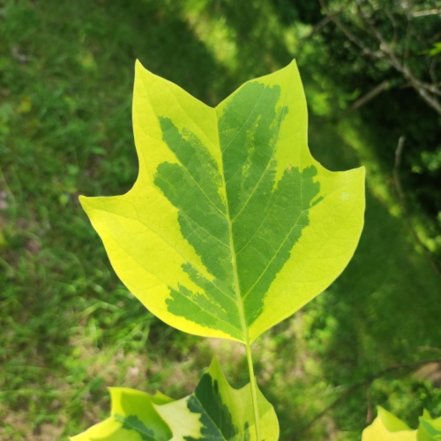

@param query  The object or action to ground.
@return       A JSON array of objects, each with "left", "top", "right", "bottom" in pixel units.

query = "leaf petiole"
[{"left": 246, "top": 342, "right": 261, "bottom": 441}]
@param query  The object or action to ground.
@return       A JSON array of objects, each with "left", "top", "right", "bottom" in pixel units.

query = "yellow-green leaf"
[
  {"left": 70, "top": 388, "right": 172, "bottom": 441},
  {"left": 71, "top": 359, "right": 278, "bottom": 441},
  {"left": 418, "top": 410, "right": 441, "bottom": 441},
  {"left": 362, "top": 407, "right": 417, "bottom": 441},
  {"left": 80, "top": 60, "right": 365, "bottom": 343}
]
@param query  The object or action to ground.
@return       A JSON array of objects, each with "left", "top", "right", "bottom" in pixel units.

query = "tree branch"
[
  {"left": 392, "top": 136, "right": 441, "bottom": 278},
  {"left": 347, "top": 80, "right": 390, "bottom": 112},
  {"left": 411, "top": 8, "right": 441, "bottom": 18},
  {"left": 321, "top": 0, "right": 441, "bottom": 115},
  {"left": 355, "top": 1, "right": 441, "bottom": 114}
]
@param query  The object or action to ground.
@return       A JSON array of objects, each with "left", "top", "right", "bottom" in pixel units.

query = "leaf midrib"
[{"left": 215, "top": 109, "right": 250, "bottom": 344}]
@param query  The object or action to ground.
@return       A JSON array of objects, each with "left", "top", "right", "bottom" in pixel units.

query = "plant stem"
[{"left": 245, "top": 341, "right": 261, "bottom": 441}]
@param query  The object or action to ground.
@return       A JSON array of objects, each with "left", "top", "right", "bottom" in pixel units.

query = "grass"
[{"left": 1, "top": 1, "right": 440, "bottom": 440}]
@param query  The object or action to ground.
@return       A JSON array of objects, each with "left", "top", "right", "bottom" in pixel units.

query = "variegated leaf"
[
  {"left": 70, "top": 388, "right": 172, "bottom": 441},
  {"left": 70, "top": 359, "right": 278, "bottom": 441},
  {"left": 419, "top": 410, "right": 441, "bottom": 441},
  {"left": 362, "top": 407, "right": 417, "bottom": 441},
  {"left": 80, "top": 60, "right": 365, "bottom": 343}
]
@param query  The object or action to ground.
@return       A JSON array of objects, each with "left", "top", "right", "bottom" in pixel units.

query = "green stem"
[{"left": 245, "top": 341, "right": 261, "bottom": 441}]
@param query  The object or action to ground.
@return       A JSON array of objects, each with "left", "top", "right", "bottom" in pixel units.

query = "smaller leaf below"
[
  {"left": 361, "top": 406, "right": 441, "bottom": 441},
  {"left": 70, "top": 359, "right": 279, "bottom": 441},
  {"left": 418, "top": 410, "right": 441, "bottom": 441}
]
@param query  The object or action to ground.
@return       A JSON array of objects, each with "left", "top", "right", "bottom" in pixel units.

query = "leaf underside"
[
  {"left": 80, "top": 59, "right": 365, "bottom": 343},
  {"left": 70, "top": 359, "right": 279, "bottom": 441}
]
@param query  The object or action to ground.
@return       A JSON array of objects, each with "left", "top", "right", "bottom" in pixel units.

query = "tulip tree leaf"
[
  {"left": 69, "top": 388, "right": 172, "bottom": 441},
  {"left": 70, "top": 359, "right": 279, "bottom": 441},
  {"left": 80, "top": 60, "right": 365, "bottom": 343},
  {"left": 362, "top": 407, "right": 417, "bottom": 441},
  {"left": 418, "top": 410, "right": 441, "bottom": 441}
]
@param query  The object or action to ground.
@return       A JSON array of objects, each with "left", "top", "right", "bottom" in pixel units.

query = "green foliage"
[{"left": 307, "top": 0, "right": 441, "bottom": 258}]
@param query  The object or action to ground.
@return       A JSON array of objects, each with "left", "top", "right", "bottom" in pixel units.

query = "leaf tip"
[
  {"left": 78, "top": 194, "right": 94, "bottom": 213},
  {"left": 208, "top": 355, "right": 222, "bottom": 372},
  {"left": 275, "top": 58, "right": 299, "bottom": 79},
  {"left": 134, "top": 58, "right": 146, "bottom": 73},
  {"left": 134, "top": 58, "right": 158, "bottom": 83}
]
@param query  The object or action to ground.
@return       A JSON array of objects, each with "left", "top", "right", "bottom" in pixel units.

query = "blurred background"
[{"left": 1, "top": 0, "right": 440, "bottom": 439}]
